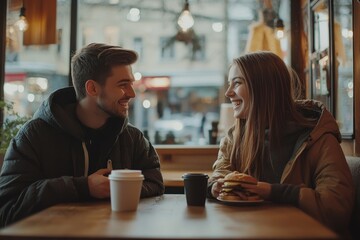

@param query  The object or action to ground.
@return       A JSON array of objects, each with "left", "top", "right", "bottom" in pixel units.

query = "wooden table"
[{"left": 0, "top": 194, "right": 338, "bottom": 240}]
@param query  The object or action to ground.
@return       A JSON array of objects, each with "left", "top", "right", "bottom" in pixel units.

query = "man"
[{"left": 0, "top": 43, "right": 164, "bottom": 227}]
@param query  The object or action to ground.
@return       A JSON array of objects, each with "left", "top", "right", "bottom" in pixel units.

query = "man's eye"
[
  {"left": 118, "top": 84, "right": 129, "bottom": 90},
  {"left": 119, "top": 81, "right": 134, "bottom": 87},
  {"left": 118, "top": 83, "right": 130, "bottom": 88}
]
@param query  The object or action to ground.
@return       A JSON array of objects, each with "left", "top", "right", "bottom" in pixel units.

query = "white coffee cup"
[{"left": 109, "top": 169, "right": 144, "bottom": 212}]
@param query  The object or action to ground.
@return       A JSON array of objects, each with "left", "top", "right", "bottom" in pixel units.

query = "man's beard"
[{"left": 97, "top": 99, "right": 128, "bottom": 119}]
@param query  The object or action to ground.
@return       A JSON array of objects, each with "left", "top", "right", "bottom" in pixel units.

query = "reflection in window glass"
[
  {"left": 334, "top": 1, "right": 353, "bottom": 135},
  {"left": 314, "top": 11, "right": 329, "bottom": 52},
  {"left": 308, "top": 0, "right": 353, "bottom": 136},
  {"left": 310, "top": 2, "right": 331, "bottom": 110}
]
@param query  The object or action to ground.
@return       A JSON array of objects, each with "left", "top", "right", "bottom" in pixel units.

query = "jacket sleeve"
[
  {"left": 131, "top": 130, "right": 164, "bottom": 198},
  {"left": 297, "top": 134, "right": 354, "bottom": 236},
  {"left": 0, "top": 123, "right": 90, "bottom": 227},
  {"left": 207, "top": 132, "right": 234, "bottom": 198}
]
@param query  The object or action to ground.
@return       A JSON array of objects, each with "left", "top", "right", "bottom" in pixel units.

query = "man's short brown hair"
[{"left": 71, "top": 43, "right": 138, "bottom": 99}]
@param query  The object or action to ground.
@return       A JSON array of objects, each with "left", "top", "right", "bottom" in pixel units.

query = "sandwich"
[{"left": 218, "top": 171, "right": 261, "bottom": 201}]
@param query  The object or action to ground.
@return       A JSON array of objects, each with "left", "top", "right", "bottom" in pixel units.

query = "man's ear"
[{"left": 85, "top": 80, "right": 99, "bottom": 97}]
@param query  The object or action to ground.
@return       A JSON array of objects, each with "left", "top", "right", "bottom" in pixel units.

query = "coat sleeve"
[
  {"left": 297, "top": 134, "right": 354, "bottom": 236},
  {"left": 0, "top": 123, "right": 89, "bottom": 227},
  {"left": 130, "top": 130, "right": 164, "bottom": 198},
  {"left": 207, "top": 132, "right": 234, "bottom": 197}
]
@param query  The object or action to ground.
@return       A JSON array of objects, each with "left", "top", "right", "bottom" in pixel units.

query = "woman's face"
[{"left": 225, "top": 64, "right": 250, "bottom": 119}]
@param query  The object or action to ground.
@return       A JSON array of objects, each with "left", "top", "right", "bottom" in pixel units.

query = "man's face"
[{"left": 96, "top": 65, "right": 136, "bottom": 119}]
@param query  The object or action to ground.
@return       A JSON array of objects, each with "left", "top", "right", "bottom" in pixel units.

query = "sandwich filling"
[{"left": 218, "top": 171, "right": 262, "bottom": 201}]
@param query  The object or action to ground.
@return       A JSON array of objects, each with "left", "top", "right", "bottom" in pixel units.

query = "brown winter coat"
[{"left": 209, "top": 100, "right": 354, "bottom": 236}]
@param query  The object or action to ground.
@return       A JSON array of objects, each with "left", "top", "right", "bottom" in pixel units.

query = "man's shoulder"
[
  {"left": 123, "top": 123, "right": 143, "bottom": 136},
  {"left": 17, "top": 117, "right": 58, "bottom": 139},
  {"left": 20, "top": 117, "right": 45, "bottom": 130},
  {"left": 119, "top": 123, "right": 150, "bottom": 146}
]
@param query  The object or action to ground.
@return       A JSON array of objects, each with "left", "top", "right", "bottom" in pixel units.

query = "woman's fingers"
[
  {"left": 211, "top": 178, "right": 225, "bottom": 197},
  {"left": 241, "top": 181, "right": 271, "bottom": 199}
]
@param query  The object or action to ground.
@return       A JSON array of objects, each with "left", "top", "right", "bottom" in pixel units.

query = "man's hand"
[
  {"left": 88, "top": 168, "right": 111, "bottom": 199},
  {"left": 211, "top": 178, "right": 224, "bottom": 198}
]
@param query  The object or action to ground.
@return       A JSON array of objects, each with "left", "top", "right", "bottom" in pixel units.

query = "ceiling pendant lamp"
[
  {"left": 177, "top": 0, "right": 194, "bottom": 32},
  {"left": 14, "top": 2, "right": 29, "bottom": 32},
  {"left": 274, "top": 17, "right": 285, "bottom": 39}
]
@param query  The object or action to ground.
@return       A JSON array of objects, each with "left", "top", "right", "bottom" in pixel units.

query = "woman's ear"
[{"left": 85, "top": 80, "right": 99, "bottom": 97}]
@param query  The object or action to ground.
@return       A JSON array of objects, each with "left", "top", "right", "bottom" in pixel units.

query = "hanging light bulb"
[
  {"left": 274, "top": 18, "right": 284, "bottom": 39},
  {"left": 127, "top": 8, "right": 141, "bottom": 22},
  {"left": 15, "top": 5, "right": 29, "bottom": 32},
  {"left": 177, "top": 0, "right": 194, "bottom": 32}
]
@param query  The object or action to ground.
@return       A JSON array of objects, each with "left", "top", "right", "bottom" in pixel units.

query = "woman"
[{"left": 208, "top": 51, "right": 354, "bottom": 237}]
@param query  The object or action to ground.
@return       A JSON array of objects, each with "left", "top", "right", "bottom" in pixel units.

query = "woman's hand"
[
  {"left": 241, "top": 181, "right": 271, "bottom": 200},
  {"left": 211, "top": 178, "right": 224, "bottom": 198}
]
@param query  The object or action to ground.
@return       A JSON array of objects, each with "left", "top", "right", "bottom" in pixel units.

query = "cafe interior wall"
[{"left": 3, "top": 0, "right": 292, "bottom": 146}]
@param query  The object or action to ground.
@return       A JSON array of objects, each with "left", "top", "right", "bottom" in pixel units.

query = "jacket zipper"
[{"left": 281, "top": 142, "right": 307, "bottom": 183}]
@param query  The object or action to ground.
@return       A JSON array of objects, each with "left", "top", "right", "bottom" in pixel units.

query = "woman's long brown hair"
[{"left": 228, "top": 51, "right": 314, "bottom": 178}]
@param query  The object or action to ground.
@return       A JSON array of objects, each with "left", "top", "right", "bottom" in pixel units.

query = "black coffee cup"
[{"left": 182, "top": 173, "right": 209, "bottom": 206}]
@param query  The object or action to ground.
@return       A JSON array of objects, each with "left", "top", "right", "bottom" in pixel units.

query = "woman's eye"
[{"left": 228, "top": 79, "right": 243, "bottom": 88}]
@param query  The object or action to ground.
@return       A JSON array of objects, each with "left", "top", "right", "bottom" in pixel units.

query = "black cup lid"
[{"left": 182, "top": 173, "right": 209, "bottom": 179}]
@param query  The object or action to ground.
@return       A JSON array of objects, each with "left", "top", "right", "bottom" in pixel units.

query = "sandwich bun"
[
  {"left": 223, "top": 171, "right": 257, "bottom": 185},
  {"left": 218, "top": 171, "right": 261, "bottom": 201}
]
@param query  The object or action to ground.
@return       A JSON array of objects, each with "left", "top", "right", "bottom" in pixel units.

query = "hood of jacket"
[
  {"left": 33, "top": 87, "right": 128, "bottom": 141},
  {"left": 295, "top": 99, "right": 341, "bottom": 148}
]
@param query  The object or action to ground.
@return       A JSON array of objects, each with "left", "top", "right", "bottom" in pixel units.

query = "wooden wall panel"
[
  {"left": 290, "top": 0, "right": 307, "bottom": 98},
  {"left": 23, "top": 0, "right": 57, "bottom": 45}
]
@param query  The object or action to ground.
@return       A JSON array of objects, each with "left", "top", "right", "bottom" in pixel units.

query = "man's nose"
[{"left": 127, "top": 85, "right": 136, "bottom": 98}]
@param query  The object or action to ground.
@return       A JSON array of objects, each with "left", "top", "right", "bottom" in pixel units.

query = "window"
[
  {"left": 4, "top": 0, "right": 70, "bottom": 117},
  {"left": 160, "top": 36, "right": 175, "bottom": 60},
  {"left": 192, "top": 35, "right": 206, "bottom": 61},
  {"left": 133, "top": 37, "right": 143, "bottom": 60},
  {"left": 334, "top": 0, "right": 353, "bottom": 136},
  {"left": 4, "top": 0, "right": 291, "bottom": 145},
  {"left": 308, "top": 0, "right": 353, "bottom": 137}
]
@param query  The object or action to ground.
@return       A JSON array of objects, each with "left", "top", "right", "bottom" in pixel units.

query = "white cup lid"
[
  {"left": 109, "top": 169, "right": 143, "bottom": 178},
  {"left": 109, "top": 176, "right": 144, "bottom": 181}
]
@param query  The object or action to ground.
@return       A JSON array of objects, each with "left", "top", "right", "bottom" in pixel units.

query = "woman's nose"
[{"left": 225, "top": 87, "right": 233, "bottom": 98}]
